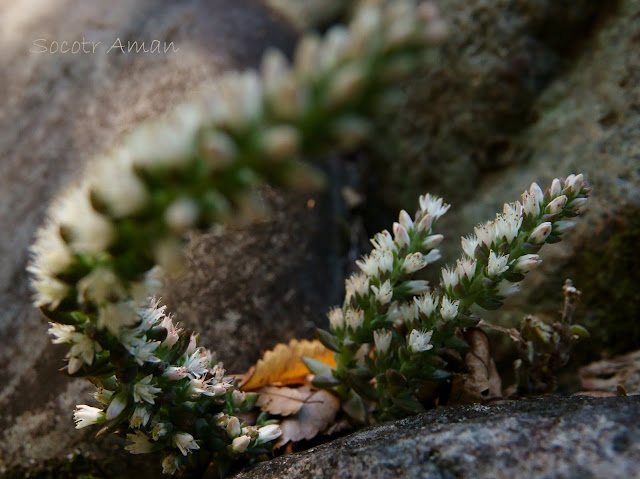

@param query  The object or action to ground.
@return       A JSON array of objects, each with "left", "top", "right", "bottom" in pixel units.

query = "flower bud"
[
  {"left": 232, "top": 435, "right": 251, "bottom": 453},
  {"left": 257, "top": 424, "right": 282, "bottom": 444},
  {"left": 513, "top": 254, "right": 542, "bottom": 274},
  {"left": 393, "top": 222, "right": 410, "bottom": 249},
  {"left": 373, "top": 329, "right": 392, "bottom": 356},
  {"left": 545, "top": 195, "right": 567, "bottom": 215},
  {"left": 529, "top": 222, "right": 552, "bottom": 244},
  {"left": 227, "top": 416, "right": 241, "bottom": 439},
  {"left": 549, "top": 178, "right": 562, "bottom": 198},
  {"left": 422, "top": 233, "right": 443, "bottom": 250},
  {"left": 106, "top": 393, "right": 128, "bottom": 420}
]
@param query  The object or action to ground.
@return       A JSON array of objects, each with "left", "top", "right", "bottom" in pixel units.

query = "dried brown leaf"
[
  {"left": 241, "top": 339, "right": 336, "bottom": 391},
  {"left": 449, "top": 328, "right": 502, "bottom": 405},
  {"left": 275, "top": 388, "right": 340, "bottom": 447},
  {"left": 256, "top": 385, "right": 309, "bottom": 416}
]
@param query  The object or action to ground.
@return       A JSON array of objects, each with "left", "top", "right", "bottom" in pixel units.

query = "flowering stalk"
[
  {"left": 312, "top": 176, "right": 590, "bottom": 423},
  {"left": 28, "top": 1, "right": 446, "bottom": 475}
]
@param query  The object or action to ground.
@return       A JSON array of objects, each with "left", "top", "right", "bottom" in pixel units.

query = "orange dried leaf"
[
  {"left": 241, "top": 339, "right": 336, "bottom": 391},
  {"left": 275, "top": 388, "right": 340, "bottom": 448}
]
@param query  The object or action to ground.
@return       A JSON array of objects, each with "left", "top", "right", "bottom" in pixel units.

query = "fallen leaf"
[
  {"left": 256, "top": 386, "right": 308, "bottom": 416},
  {"left": 275, "top": 388, "right": 340, "bottom": 447},
  {"left": 449, "top": 328, "right": 502, "bottom": 405},
  {"left": 241, "top": 339, "right": 336, "bottom": 391}
]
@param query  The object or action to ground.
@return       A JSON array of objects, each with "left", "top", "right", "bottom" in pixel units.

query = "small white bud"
[
  {"left": 328, "top": 307, "right": 345, "bottom": 331},
  {"left": 497, "top": 280, "right": 520, "bottom": 298},
  {"left": 416, "top": 214, "right": 434, "bottom": 234},
  {"left": 529, "top": 222, "right": 553, "bottom": 244},
  {"left": 549, "top": 178, "right": 562, "bottom": 198},
  {"left": 398, "top": 210, "right": 414, "bottom": 230},
  {"left": 326, "top": 64, "right": 365, "bottom": 110},
  {"left": 346, "top": 308, "right": 365, "bottom": 332},
  {"left": 554, "top": 220, "right": 576, "bottom": 234},
  {"left": 371, "top": 280, "right": 393, "bottom": 305},
  {"left": 545, "top": 195, "right": 568, "bottom": 215},
  {"left": 227, "top": 417, "right": 242, "bottom": 439},
  {"left": 257, "top": 424, "right": 282, "bottom": 444},
  {"left": 403, "top": 280, "right": 430, "bottom": 295},
  {"left": 513, "top": 254, "right": 542, "bottom": 274},
  {"left": 106, "top": 394, "right": 128, "bottom": 421},
  {"left": 422, "top": 234, "right": 443, "bottom": 250},
  {"left": 393, "top": 222, "right": 410, "bottom": 249}
]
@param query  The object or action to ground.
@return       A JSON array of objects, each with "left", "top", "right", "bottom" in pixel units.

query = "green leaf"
[
  {"left": 391, "top": 396, "right": 425, "bottom": 414},
  {"left": 316, "top": 329, "right": 340, "bottom": 352},
  {"left": 475, "top": 296, "right": 503, "bottom": 310},
  {"left": 444, "top": 335, "right": 469, "bottom": 350},
  {"left": 312, "top": 374, "right": 342, "bottom": 388},
  {"left": 342, "top": 391, "right": 367, "bottom": 425},
  {"left": 302, "top": 356, "right": 333, "bottom": 377},
  {"left": 569, "top": 325, "right": 590, "bottom": 339}
]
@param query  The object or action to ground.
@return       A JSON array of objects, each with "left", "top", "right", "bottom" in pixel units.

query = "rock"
[
  {"left": 0, "top": 1, "right": 307, "bottom": 475},
  {"left": 232, "top": 396, "right": 640, "bottom": 479}
]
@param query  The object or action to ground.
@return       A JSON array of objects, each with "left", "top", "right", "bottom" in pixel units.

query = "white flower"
[
  {"left": 370, "top": 230, "right": 396, "bottom": 252},
  {"left": 513, "top": 254, "right": 542, "bottom": 273},
  {"left": 408, "top": 329, "right": 434, "bottom": 353},
  {"left": 130, "top": 405, "right": 151, "bottom": 428},
  {"left": 328, "top": 307, "right": 345, "bottom": 331},
  {"left": 371, "top": 280, "right": 393, "bottom": 305},
  {"left": 346, "top": 308, "right": 365, "bottom": 331},
  {"left": 133, "top": 375, "right": 162, "bottom": 404},
  {"left": 402, "top": 252, "right": 427, "bottom": 274},
  {"left": 440, "top": 297, "right": 460, "bottom": 320},
  {"left": 97, "top": 302, "right": 138, "bottom": 336},
  {"left": 69, "top": 334, "right": 101, "bottom": 367},
  {"left": 127, "top": 339, "right": 161, "bottom": 366},
  {"left": 399, "top": 301, "right": 419, "bottom": 323},
  {"left": 415, "top": 292, "right": 439, "bottom": 317},
  {"left": 48, "top": 323, "right": 76, "bottom": 344},
  {"left": 441, "top": 267, "right": 459, "bottom": 290},
  {"left": 416, "top": 214, "right": 434, "bottom": 234},
  {"left": 125, "top": 431, "right": 154, "bottom": 454},
  {"left": 474, "top": 222, "right": 495, "bottom": 248},
  {"left": 89, "top": 150, "right": 149, "bottom": 218},
  {"left": 545, "top": 195, "right": 568, "bottom": 215},
  {"left": 487, "top": 250, "right": 510, "bottom": 278},
  {"left": 232, "top": 435, "right": 251, "bottom": 453},
  {"left": 461, "top": 235, "right": 480, "bottom": 259},
  {"left": 495, "top": 212, "right": 521, "bottom": 243},
  {"left": 151, "top": 422, "right": 169, "bottom": 441},
  {"left": 183, "top": 350, "right": 210, "bottom": 377},
  {"left": 356, "top": 249, "right": 380, "bottom": 275},
  {"left": 529, "top": 222, "right": 552, "bottom": 244},
  {"left": 227, "top": 416, "right": 242, "bottom": 438},
  {"left": 345, "top": 273, "right": 371, "bottom": 302},
  {"left": 162, "top": 455, "right": 181, "bottom": 475},
  {"left": 403, "top": 280, "right": 430, "bottom": 295},
  {"left": 73, "top": 405, "right": 105, "bottom": 429},
  {"left": 257, "top": 424, "right": 282, "bottom": 444},
  {"left": 422, "top": 234, "right": 443, "bottom": 250},
  {"left": 393, "top": 222, "right": 410, "bottom": 249},
  {"left": 31, "top": 275, "right": 71, "bottom": 309},
  {"left": 174, "top": 432, "right": 200, "bottom": 456},
  {"left": 419, "top": 194, "right": 450, "bottom": 220},
  {"left": 373, "top": 329, "right": 392, "bottom": 355},
  {"left": 188, "top": 377, "right": 228, "bottom": 398},
  {"left": 455, "top": 258, "right": 477, "bottom": 280},
  {"left": 497, "top": 280, "right": 520, "bottom": 298},
  {"left": 374, "top": 248, "right": 395, "bottom": 274},
  {"left": 165, "top": 198, "right": 200, "bottom": 233},
  {"left": 161, "top": 314, "right": 180, "bottom": 348},
  {"left": 29, "top": 224, "right": 73, "bottom": 276}
]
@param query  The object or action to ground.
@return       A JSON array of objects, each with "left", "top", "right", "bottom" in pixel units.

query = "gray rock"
[{"left": 232, "top": 396, "right": 640, "bottom": 479}]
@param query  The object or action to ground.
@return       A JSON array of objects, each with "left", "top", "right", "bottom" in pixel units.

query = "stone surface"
[
  {"left": 0, "top": 1, "right": 308, "bottom": 475},
  {"left": 1, "top": 0, "right": 640, "bottom": 477},
  {"left": 232, "top": 396, "right": 640, "bottom": 479}
]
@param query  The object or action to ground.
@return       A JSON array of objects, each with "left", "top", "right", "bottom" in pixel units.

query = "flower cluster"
[
  {"left": 313, "top": 175, "right": 590, "bottom": 423},
  {"left": 60, "top": 299, "right": 278, "bottom": 474},
  {"left": 28, "top": 1, "right": 447, "bottom": 475}
]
